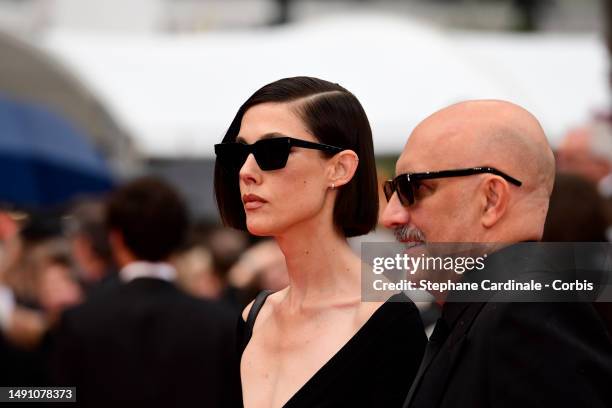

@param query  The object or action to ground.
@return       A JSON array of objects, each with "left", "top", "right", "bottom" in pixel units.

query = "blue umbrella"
[{"left": 0, "top": 95, "right": 114, "bottom": 207}]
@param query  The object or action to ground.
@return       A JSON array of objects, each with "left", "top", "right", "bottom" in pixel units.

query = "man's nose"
[{"left": 381, "top": 193, "right": 411, "bottom": 229}]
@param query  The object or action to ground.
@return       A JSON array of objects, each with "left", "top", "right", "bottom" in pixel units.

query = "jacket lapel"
[{"left": 403, "top": 302, "right": 485, "bottom": 408}]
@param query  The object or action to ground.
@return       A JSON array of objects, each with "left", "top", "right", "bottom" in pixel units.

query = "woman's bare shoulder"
[{"left": 241, "top": 287, "right": 288, "bottom": 322}]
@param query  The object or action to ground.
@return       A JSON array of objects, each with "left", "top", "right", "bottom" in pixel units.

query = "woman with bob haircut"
[{"left": 214, "top": 76, "right": 426, "bottom": 408}]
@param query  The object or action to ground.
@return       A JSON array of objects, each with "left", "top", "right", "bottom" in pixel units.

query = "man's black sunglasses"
[
  {"left": 383, "top": 167, "right": 522, "bottom": 206},
  {"left": 215, "top": 137, "right": 343, "bottom": 171}
]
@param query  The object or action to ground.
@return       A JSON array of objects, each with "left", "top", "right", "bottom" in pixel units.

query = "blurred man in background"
[
  {"left": 543, "top": 172, "right": 609, "bottom": 242},
  {"left": 228, "top": 238, "right": 289, "bottom": 302},
  {"left": 50, "top": 177, "right": 241, "bottom": 407},
  {"left": 0, "top": 214, "right": 82, "bottom": 385},
  {"left": 65, "top": 200, "right": 118, "bottom": 297},
  {"left": 556, "top": 119, "right": 612, "bottom": 240},
  {"left": 543, "top": 172, "right": 612, "bottom": 336},
  {"left": 174, "top": 224, "right": 251, "bottom": 310},
  {"left": 557, "top": 120, "right": 612, "bottom": 189}
]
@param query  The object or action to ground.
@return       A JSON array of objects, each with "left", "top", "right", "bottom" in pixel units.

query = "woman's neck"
[{"left": 275, "top": 221, "right": 362, "bottom": 310}]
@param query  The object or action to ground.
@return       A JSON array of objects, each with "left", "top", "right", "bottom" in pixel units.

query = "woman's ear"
[
  {"left": 481, "top": 177, "right": 510, "bottom": 228},
  {"left": 327, "top": 150, "right": 359, "bottom": 188}
]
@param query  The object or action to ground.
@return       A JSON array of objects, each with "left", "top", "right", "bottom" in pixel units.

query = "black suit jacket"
[
  {"left": 405, "top": 244, "right": 612, "bottom": 408},
  {"left": 50, "top": 277, "right": 242, "bottom": 408},
  {"left": 405, "top": 301, "right": 612, "bottom": 408}
]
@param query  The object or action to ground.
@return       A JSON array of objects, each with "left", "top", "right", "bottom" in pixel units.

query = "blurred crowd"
[
  {"left": 0, "top": 178, "right": 290, "bottom": 404},
  {"left": 0, "top": 116, "right": 610, "bottom": 404}
]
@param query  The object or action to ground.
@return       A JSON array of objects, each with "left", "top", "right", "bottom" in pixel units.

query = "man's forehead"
[
  {"left": 395, "top": 134, "right": 463, "bottom": 175},
  {"left": 395, "top": 150, "right": 429, "bottom": 175}
]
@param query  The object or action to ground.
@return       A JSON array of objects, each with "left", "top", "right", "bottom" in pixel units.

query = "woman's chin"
[{"left": 246, "top": 221, "right": 276, "bottom": 237}]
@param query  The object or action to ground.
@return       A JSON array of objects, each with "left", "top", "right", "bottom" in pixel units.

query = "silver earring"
[{"left": 331, "top": 183, "right": 335, "bottom": 190}]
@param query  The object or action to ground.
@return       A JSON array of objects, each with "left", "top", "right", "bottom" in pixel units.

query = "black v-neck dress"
[{"left": 236, "top": 292, "right": 427, "bottom": 408}]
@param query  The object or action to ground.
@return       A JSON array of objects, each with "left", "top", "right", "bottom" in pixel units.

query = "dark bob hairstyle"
[{"left": 214, "top": 76, "right": 378, "bottom": 237}]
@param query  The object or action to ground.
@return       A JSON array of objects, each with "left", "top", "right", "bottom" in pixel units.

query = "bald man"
[{"left": 382, "top": 101, "right": 612, "bottom": 408}]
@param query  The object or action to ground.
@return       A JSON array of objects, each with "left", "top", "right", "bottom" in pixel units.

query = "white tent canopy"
[{"left": 42, "top": 13, "right": 609, "bottom": 157}]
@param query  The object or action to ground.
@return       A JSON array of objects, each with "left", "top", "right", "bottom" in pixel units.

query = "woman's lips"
[{"left": 242, "top": 194, "right": 267, "bottom": 210}]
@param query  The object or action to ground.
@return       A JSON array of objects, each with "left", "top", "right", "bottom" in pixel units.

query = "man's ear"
[
  {"left": 108, "top": 229, "right": 123, "bottom": 251},
  {"left": 108, "top": 229, "right": 133, "bottom": 266},
  {"left": 481, "top": 177, "right": 510, "bottom": 228},
  {"left": 327, "top": 150, "right": 359, "bottom": 188}
]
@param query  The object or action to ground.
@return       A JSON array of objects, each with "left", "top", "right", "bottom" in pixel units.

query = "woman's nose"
[{"left": 239, "top": 153, "right": 262, "bottom": 185}]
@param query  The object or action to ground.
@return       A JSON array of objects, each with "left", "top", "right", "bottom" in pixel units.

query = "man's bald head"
[
  {"left": 388, "top": 100, "right": 555, "bottom": 243},
  {"left": 402, "top": 100, "right": 554, "bottom": 195}
]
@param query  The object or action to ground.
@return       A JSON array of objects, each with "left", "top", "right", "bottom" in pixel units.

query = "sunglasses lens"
[
  {"left": 396, "top": 176, "right": 415, "bottom": 206},
  {"left": 214, "top": 143, "right": 248, "bottom": 171},
  {"left": 383, "top": 181, "right": 394, "bottom": 202},
  {"left": 253, "top": 138, "right": 290, "bottom": 171}
]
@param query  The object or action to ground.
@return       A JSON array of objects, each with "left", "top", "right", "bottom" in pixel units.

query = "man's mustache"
[{"left": 394, "top": 225, "right": 426, "bottom": 243}]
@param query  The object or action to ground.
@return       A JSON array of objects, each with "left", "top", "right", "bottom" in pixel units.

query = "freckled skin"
[{"left": 238, "top": 104, "right": 329, "bottom": 237}]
